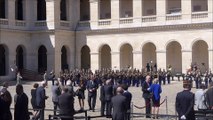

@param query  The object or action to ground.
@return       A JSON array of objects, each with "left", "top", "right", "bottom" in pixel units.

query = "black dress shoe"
[{"left": 106, "top": 115, "right": 111, "bottom": 118}]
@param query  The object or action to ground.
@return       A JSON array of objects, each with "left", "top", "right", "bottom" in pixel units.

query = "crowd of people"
[{"left": 1, "top": 63, "right": 213, "bottom": 120}]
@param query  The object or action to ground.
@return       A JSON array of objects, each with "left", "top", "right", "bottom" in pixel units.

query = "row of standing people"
[
  {"left": 175, "top": 81, "right": 213, "bottom": 120},
  {"left": 0, "top": 82, "right": 31, "bottom": 120},
  {"left": 50, "top": 75, "right": 133, "bottom": 120},
  {"left": 186, "top": 68, "right": 213, "bottom": 89},
  {"left": 46, "top": 68, "right": 173, "bottom": 88}
]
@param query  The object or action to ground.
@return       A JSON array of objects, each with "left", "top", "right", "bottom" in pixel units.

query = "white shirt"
[{"left": 195, "top": 89, "right": 207, "bottom": 110}]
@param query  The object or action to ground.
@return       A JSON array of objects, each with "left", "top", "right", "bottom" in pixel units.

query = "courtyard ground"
[{"left": 3, "top": 79, "right": 197, "bottom": 120}]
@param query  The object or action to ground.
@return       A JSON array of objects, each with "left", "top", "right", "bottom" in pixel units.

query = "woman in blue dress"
[{"left": 149, "top": 78, "right": 162, "bottom": 119}]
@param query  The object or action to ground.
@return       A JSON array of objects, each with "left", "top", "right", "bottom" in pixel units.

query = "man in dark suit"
[
  {"left": 205, "top": 82, "right": 213, "bottom": 110},
  {"left": 104, "top": 79, "right": 113, "bottom": 117},
  {"left": 111, "top": 86, "right": 127, "bottom": 120},
  {"left": 51, "top": 81, "right": 61, "bottom": 116},
  {"left": 58, "top": 87, "right": 75, "bottom": 120},
  {"left": 86, "top": 75, "right": 98, "bottom": 111},
  {"left": 14, "top": 84, "right": 29, "bottom": 120},
  {"left": 176, "top": 81, "right": 195, "bottom": 120},
  {"left": 36, "top": 81, "right": 48, "bottom": 120},
  {"left": 99, "top": 80, "right": 105, "bottom": 116},
  {"left": 122, "top": 84, "right": 132, "bottom": 120},
  {"left": 49, "top": 70, "right": 55, "bottom": 85},
  {"left": 142, "top": 75, "right": 152, "bottom": 118}
]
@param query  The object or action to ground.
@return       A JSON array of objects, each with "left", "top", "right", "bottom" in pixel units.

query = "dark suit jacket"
[
  {"left": 87, "top": 80, "right": 98, "bottom": 97},
  {"left": 14, "top": 93, "right": 29, "bottom": 120},
  {"left": 100, "top": 85, "right": 105, "bottom": 101},
  {"left": 176, "top": 90, "right": 195, "bottom": 120},
  {"left": 205, "top": 87, "right": 213, "bottom": 109},
  {"left": 111, "top": 94, "right": 127, "bottom": 120},
  {"left": 36, "top": 86, "right": 46, "bottom": 108},
  {"left": 58, "top": 93, "right": 75, "bottom": 116},
  {"left": 142, "top": 81, "right": 151, "bottom": 99},
  {"left": 123, "top": 91, "right": 132, "bottom": 110},
  {"left": 104, "top": 85, "right": 113, "bottom": 101},
  {"left": 31, "top": 89, "right": 37, "bottom": 109},
  {"left": 52, "top": 85, "right": 61, "bottom": 102}
]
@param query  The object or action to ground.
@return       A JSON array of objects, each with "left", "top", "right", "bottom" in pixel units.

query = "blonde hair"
[{"left": 153, "top": 78, "right": 158, "bottom": 84}]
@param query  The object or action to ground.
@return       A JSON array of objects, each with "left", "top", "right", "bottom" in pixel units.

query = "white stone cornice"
[
  {"left": 182, "top": 50, "right": 192, "bottom": 52},
  {"left": 0, "top": 28, "right": 55, "bottom": 34},
  {"left": 133, "top": 51, "right": 141, "bottom": 54},
  {"left": 111, "top": 52, "right": 120, "bottom": 55},
  {"left": 90, "top": 0, "right": 98, "bottom": 3},
  {"left": 156, "top": 50, "right": 166, "bottom": 53},
  {"left": 46, "top": 0, "right": 54, "bottom": 2},
  {"left": 84, "top": 22, "right": 213, "bottom": 35},
  {"left": 90, "top": 52, "right": 99, "bottom": 55}
]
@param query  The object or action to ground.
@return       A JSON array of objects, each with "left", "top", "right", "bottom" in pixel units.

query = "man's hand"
[
  {"left": 147, "top": 88, "right": 150, "bottom": 91},
  {"left": 180, "top": 115, "right": 186, "bottom": 119}
]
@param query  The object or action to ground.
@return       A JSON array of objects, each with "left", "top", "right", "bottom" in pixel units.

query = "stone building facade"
[{"left": 0, "top": 0, "right": 212, "bottom": 80}]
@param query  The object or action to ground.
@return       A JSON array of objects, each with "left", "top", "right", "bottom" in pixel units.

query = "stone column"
[
  {"left": 111, "top": 0, "right": 119, "bottom": 27},
  {"left": 156, "top": 0, "right": 166, "bottom": 24},
  {"left": 208, "top": 0, "right": 213, "bottom": 20},
  {"left": 181, "top": 0, "right": 192, "bottom": 23},
  {"left": 182, "top": 50, "right": 192, "bottom": 73},
  {"left": 69, "top": 0, "right": 80, "bottom": 29},
  {"left": 54, "top": 50, "right": 61, "bottom": 76},
  {"left": 133, "top": 0, "right": 142, "bottom": 24},
  {"left": 133, "top": 51, "right": 142, "bottom": 69},
  {"left": 8, "top": 0, "right": 15, "bottom": 27},
  {"left": 46, "top": 0, "right": 55, "bottom": 29},
  {"left": 208, "top": 49, "right": 213, "bottom": 71},
  {"left": 26, "top": 51, "right": 37, "bottom": 70},
  {"left": 8, "top": 50, "right": 16, "bottom": 80},
  {"left": 90, "top": 0, "right": 99, "bottom": 29},
  {"left": 54, "top": 0, "right": 60, "bottom": 29},
  {"left": 90, "top": 52, "right": 99, "bottom": 72},
  {"left": 47, "top": 51, "right": 55, "bottom": 73},
  {"left": 22, "top": 0, "right": 26, "bottom": 20},
  {"left": 26, "top": 0, "right": 37, "bottom": 28},
  {"left": 156, "top": 50, "right": 166, "bottom": 70},
  {"left": 75, "top": 50, "right": 81, "bottom": 69},
  {"left": 111, "top": 52, "right": 120, "bottom": 71}
]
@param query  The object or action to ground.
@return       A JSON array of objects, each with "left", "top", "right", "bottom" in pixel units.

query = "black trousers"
[
  {"left": 88, "top": 94, "right": 97, "bottom": 110},
  {"left": 105, "top": 100, "right": 112, "bottom": 116},
  {"left": 144, "top": 98, "right": 151, "bottom": 118},
  {"left": 100, "top": 100, "right": 105, "bottom": 116},
  {"left": 167, "top": 75, "right": 171, "bottom": 84},
  {"left": 53, "top": 102, "right": 59, "bottom": 116}
]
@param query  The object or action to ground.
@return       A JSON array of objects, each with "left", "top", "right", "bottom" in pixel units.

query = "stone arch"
[
  {"left": 166, "top": 41, "right": 182, "bottom": 73},
  {"left": 38, "top": 45, "right": 47, "bottom": 73},
  {"left": 99, "top": 44, "right": 111, "bottom": 69},
  {"left": 16, "top": 45, "right": 26, "bottom": 70},
  {"left": 0, "top": 44, "right": 8, "bottom": 76},
  {"left": 61, "top": 46, "right": 69, "bottom": 70},
  {"left": 120, "top": 43, "right": 133, "bottom": 69},
  {"left": 192, "top": 40, "right": 209, "bottom": 72},
  {"left": 142, "top": 42, "right": 156, "bottom": 71},
  {"left": 81, "top": 45, "right": 91, "bottom": 69}
]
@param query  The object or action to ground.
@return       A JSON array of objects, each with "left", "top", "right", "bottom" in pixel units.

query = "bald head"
[
  {"left": 146, "top": 75, "right": 151, "bottom": 82},
  {"left": 116, "top": 87, "right": 124, "bottom": 95}
]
